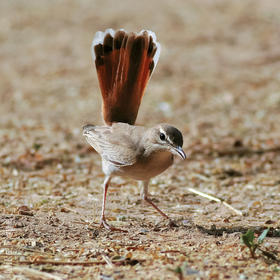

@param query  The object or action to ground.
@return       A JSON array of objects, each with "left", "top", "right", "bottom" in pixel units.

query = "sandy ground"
[{"left": 0, "top": 0, "right": 280, "bottom": 279}]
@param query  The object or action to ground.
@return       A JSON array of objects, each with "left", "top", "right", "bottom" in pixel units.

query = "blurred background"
[
  {"left": 1, "top": 0, "right": 280, "bottom": 210},
  {"left": 1, "top": 0, "right": 280, "bottom": 158},
  {"left": 1, "top": 1, "right": 280, "bottom": 278},
  {"left": 2, "top": 0, "right": 280, "bottom": 212}
]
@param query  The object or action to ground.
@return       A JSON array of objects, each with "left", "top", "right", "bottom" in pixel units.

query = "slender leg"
[
  {"left": 99, "top": 176, "right": 127, "bottom": 232},
  {"left": 99, "top": 176, "right": 112, "bottom": 230},
  {"left": 141, "top": 180, "right": 170, "bottom": 219}
]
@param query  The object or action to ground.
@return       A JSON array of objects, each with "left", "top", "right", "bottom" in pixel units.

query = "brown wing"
[
  {"left": 92, "top": 29, "right": 160, "bottom": 125},
  {"left": 83, "top": 123, "right": 141, "bottom": 167}
]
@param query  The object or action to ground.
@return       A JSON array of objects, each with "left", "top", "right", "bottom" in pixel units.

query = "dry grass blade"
[
  {"left": 187, "top": 187, "right": 243, "bottom": 216},
  {"left": 102, "top": 254, "right": 114, "bottom": 268}
]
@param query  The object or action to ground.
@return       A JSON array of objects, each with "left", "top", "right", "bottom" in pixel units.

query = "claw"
[{"left": 100, "top": 219, "right": 128, "bottom": 232}]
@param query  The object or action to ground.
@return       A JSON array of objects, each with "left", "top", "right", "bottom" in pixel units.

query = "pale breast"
[{"left": 115, "top": 150, "right": 174, "bottom": 181}]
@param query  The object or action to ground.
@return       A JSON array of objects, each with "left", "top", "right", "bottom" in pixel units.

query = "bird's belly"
[{"left": 117, "top": 150, "right": 174, "bottom": 181}]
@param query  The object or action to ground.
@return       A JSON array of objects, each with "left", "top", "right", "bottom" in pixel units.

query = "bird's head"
[{"left": 147, "top": 124, "right": 186, "bottom": 160}]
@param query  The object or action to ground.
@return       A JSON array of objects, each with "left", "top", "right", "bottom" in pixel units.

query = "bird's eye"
[{"left": 159, "top": 133, "right": 166, "bottom": 141}]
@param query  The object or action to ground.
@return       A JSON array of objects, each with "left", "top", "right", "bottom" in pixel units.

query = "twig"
[
  {"left": 259, "top": 248, "right": 280, "bottom": 264},
  {"left": 196, "top": 224, "right": 280, "bottom": 237},
  {"left": 187, "top": 187, "right": 243, "bottom": 216},
  {"left": 7, "top": 260, "right": 107, "bottom": 266},
  {"left": 6, "top": 258, "right": 144, "bottom": 267}
]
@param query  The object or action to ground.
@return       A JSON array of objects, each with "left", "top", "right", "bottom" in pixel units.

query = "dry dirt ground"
[{"left": 0, "top": 0, "right": 280, "bottom": 279}]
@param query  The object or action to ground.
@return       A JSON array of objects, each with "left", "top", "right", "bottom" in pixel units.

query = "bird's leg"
[
  {"left": 99, "top": 176, "right": 127, "bottom": 232},
  {"left": 99, "top": 176, "right": 112, "bottom": 230},
  {"left": 141, "top": 180, "right": 170, "bottom": 219}
]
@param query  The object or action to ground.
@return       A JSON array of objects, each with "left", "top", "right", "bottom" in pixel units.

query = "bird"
[{"left": 83, "top": 28, "right": 186, "bottom": 230}]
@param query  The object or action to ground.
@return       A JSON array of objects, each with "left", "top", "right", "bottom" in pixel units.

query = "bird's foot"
[
  {"left": 99, "top": 219, "right": 127, "bottom": 232},
  {"left": 168, "top": 219, "right": 178, "bottom": 228}
]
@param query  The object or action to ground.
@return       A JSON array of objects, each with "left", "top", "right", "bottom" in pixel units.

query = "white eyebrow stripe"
[
  {"left": 159, "top": 128, "right": 166, "bottom": 137},
  {"left": 159, "top": 128, "right": 172, "bottom": 144}
]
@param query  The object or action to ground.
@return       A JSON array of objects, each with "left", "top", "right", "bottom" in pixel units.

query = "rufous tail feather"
[{"left": 92, "top": 29, "right": 160, "bottom": 125}]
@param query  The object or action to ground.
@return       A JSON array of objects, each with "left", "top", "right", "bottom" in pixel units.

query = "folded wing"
[{"left": 83, "top": 124, "right": 139, "bottom": 166}]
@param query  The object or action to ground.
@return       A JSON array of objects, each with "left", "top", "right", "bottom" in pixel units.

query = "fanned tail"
[{"left": 92, "top": 29, "right": 160, "bottom": 125}]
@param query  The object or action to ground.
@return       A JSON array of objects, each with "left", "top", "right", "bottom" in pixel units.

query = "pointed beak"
[{"left": 172, "top": 146, "right": 186, "bottom": 160}]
